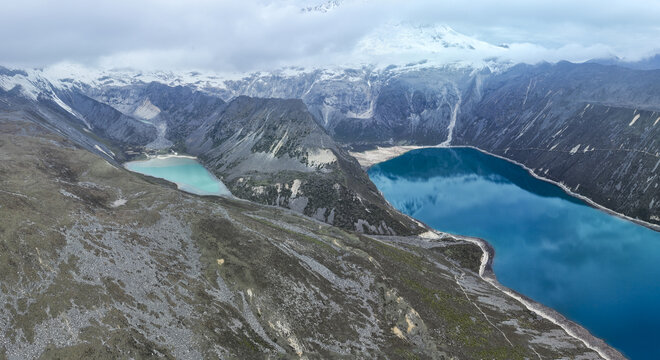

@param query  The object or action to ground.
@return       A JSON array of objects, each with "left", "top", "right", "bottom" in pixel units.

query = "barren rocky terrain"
[{"left": 0, "top": 113, "right": 613, "bottom": 359}]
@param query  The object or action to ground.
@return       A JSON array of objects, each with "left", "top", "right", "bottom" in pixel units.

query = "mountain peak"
[
  {"left": 302, "top": 0, "right": 343, "bottom": 13},
  {"left": 352, "top": 22, "right": 509, "bottom": 69}
]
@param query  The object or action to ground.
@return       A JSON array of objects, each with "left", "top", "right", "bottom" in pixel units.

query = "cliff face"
[
  {"left": 0, "top": 63, "right": 637, "bottom": 358},
  {"left": 83, "top": 82, "right": 227, "bottom": 149},
  {"left": 212, "top": 63, "right": 660, "bottom": 225},
  {"left": 185, "top": 96, "right": 423, "bottom": 235},
  {"left": 0, "top": 115, "right": 609, "bottom": 359},
  {"left": 0, "top": 75, "right": 421, "bottom": 235},
  {"left": 2, "top": 62, "right": 656, "bottom": 224},
  {"left": 452, "top": 63, "right": 660, "bottom": 225}
]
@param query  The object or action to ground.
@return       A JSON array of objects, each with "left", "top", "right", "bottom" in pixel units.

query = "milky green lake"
[{"left": 125, "top": 156, "right": 230, "bottom": 196}]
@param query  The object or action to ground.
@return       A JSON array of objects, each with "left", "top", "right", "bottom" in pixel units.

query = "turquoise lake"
[
  {"left": 125, "top": 156, "right": 231, "bottom": 196},
  {"left": 368, "top": 147, "right": 660, "bottom": 359}
]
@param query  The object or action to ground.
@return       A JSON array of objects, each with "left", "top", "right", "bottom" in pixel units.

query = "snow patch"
[
  {"left": 551, "top": 127, "right": 567, "bottom": 138},
  {"left": 52, "top": 94, "right": 91, "bottom": 128},
  {"left": 290, "top": 179, "right": 302, "bottom": 198},
  {"left": 439, "top": 87, "right": 461, "bottom": 147},
  {"left": 110, "top": 199, "right": 127, "bottom": 208},
  {"left": 270, "top": 130, "right": 288, "bottom": 156},
  {"left": 307, "top": 148, "right": 336, "bottom": 167},
  {"left": 59, "top": 189, "right": 81, "bottom": 201},
  {"left": 94, "top": 145, "right": 115, "bottom": 158},
  {"left": 629, "top": 114, "right": 641, "bottom": 126},
  {"left": 419, "top": 231, "right": 441, "bottom": 240},
  {"left": 522, "top": 79, "right": 532, "bottom": 106},
  {"left": 651, "top": 158, "right": 660, "bottom": 173},
  {"left": 0, "top": 72, "right": 41, "bottom": 100},
  {"left": 133, "top": 98, "right": 161, "bottom": 120}
]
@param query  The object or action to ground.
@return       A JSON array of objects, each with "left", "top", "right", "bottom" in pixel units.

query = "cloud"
[{"left": 1, "top": 0, "right": 659, "bottom": 72}]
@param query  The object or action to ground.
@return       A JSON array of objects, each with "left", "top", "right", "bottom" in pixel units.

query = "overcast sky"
[{"left": 1, "top": 0, "right": 659, "bottom": 72}]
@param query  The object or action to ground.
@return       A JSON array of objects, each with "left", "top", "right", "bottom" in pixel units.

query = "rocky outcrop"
[
  {"left": 84, "top": 82, "right": 226, "bottom": 147},
  {"left": 452, "top": 62, "right": 660, "bottom": 225},
  {"left": 185, "top": 96, "right": 422, "bottom": 235},
  {"left": 211, "top": 63, "right": 660, "bottom": 225},
  {"left": 0, "top": 116, "right": 611, "bottom": 359},
  {"left": 56, "top": 90, "right": 157, "bottom": 146}
]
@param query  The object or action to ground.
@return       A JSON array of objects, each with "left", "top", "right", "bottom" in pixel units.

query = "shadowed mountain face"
[
  {"left": 0, "top": 115, "right": 609, "bottom": 359},
  {"left": 203, "top": 63, "right": 659, "bottom": 226},
  {"left": 452, "top": 63, "right": 660, "bottom": 225},
  {"left": 85, "top": 82, "right": 227, "bottom": 149},
  {"left": 185, "top": 95, "right": 422, "bottom": 235},
  {"left": 2, "top": 61, "right": 657, "bottom": 226},
  {"left": 215, "top": 66, "right": 480, "bottom": 145},
  {"left": 0, "top": 63, "right": 640, "bottom": 358},
  {"left": 55, "top": 90, "right": 158, "bottom": 146},
  {"left": 0, "top": 85, "right": 156, "bottom": 164},
  {"left": 0, "top": 76, "right": 420, "bottom": 235}
]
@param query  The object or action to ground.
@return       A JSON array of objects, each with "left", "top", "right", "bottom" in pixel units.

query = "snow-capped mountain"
[
  {"left": 0, "top": 22, "right": 505, "bottom": 134},
  {"left": 1, "top": 45, "right": 659, "bottom": 228},
  {"left": 301, "top": 0, "right": 344, "bottom": 13},
  {"left": 0, "top": 52, "right": 483, "bottom": 143},
  {"left": 0, "top": 22, "right": 512, "bottom": 96},
  {"left": 0, "top": 20, "right": 525, "bottom": 120},
  {"left": 352, "top": 23, "right": 512, "bottom": 69},
  {"left": 2, "top": 62, "right": 479, "bottom": 150}
]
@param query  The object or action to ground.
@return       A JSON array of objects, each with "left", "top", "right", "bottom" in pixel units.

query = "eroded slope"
[{"left": 0, "top": 116, "right": 607, "bottom": 359}]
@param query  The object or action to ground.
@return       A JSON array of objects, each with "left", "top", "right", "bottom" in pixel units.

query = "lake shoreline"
[
  {"left": 124, "top": 147, "right": 633, "bottom": 358},
  {"left": 142, "top": 153, "right": 199, "bottom": 160},
  {"left": 356, "top": 144, "right": 646, "bottom": 359},
  {"left": 351, "top": 144, "right": 660, "bottom": 233},
  {"left": 123, "top": 155, "right": 232, "bottom": 197},
  {"left": 449, "top": 232, "right": 626, "bottom": 360}
]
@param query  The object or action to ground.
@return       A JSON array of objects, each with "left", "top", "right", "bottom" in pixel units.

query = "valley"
[
  {"left": 0, "top": 58, "right": 657, "bottom": 359},
  {"left": 2, "top": 1, "right": 660, "bottom": 358},
  {"left": 0, "top": 115, "right": 612, "bottom": 359}
]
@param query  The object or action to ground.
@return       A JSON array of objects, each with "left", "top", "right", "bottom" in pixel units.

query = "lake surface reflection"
[{"left": 368, "top": 147, "right": 660, "bottom": 359}]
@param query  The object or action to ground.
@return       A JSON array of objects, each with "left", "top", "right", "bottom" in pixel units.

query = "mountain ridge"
[
  {"left": 1, "top": 60, "right": 657, "bottom": 226},
  {"left": 0, "top": 113, "right": 619, "bottom": 359}
]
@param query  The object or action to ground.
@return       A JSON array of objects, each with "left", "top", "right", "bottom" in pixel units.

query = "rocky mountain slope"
[
  {"left": 2, "top": 60, "right": 657, "bottom": 226},
  {"left": 206, "top": 62, "right": 659, "bottom": 226},
  {"left": 0, "top": 81, "right": 155, "bottom": 164},
  {"left": 0, "top": 111, "right": 615, "bottom": 359},
  {"left": 185, "top": 95, "right": 421, "bottom": 235},
  {"left": 1, "top": 71, "right": 419, "bottom": 235},
  {"left": 452, "top": 62, "right": 660, "bottom": 225},
  {"left": 84, "top": 82, "right": 227, "bottom": 149}
]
